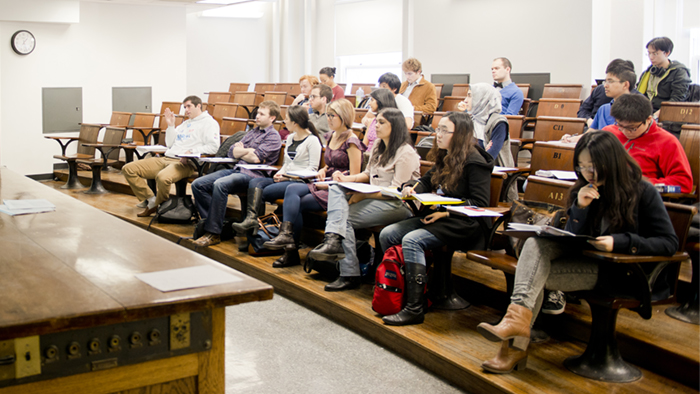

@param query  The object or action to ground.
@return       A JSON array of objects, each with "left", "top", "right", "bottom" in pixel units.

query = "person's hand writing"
[
  {"left": 401, "top": 185, "right": 416, "bottom": 198},
  {"left": 588, "top": 235, "right": 613, "bottom": 252}
]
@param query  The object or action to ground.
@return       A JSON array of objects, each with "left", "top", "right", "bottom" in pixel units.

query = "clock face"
[{"left": 11, "top": 30, "right": 36, "bottom": 55}]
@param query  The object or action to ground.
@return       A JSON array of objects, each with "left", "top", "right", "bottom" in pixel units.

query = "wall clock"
[{"left": 11, "top": 30, "right": 36, "bottom": 55}]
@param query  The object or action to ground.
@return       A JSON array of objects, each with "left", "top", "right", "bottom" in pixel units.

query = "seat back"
[
  {"left": 159, "top": 101, "right": 181, "bottom": 116},
  {"left": 131, "top": 113, "right": 159, "bottom": 145},
  {"left": 349, "top": 83, "right": 375, "bottom": 96},
  {"left": 207, "top": 92, "right": 232, "bottom": 105},
  {"left": 529, "top": 141, "right": 576, "bottom": 174},
  {"left": 211, "top": 103, "right": 239, "bottom": 127},
  {"left": 158, "top": 114, "right": 186, "bottom": 135},
  {"left": 419, "top": 160, "right": 433, "bottom": 176},
  {"left": 659, "top": 102, "right": 700, "bottom": 124},
  {"left": 522, "top": 175, "right": 573, "bottom": 206},
  {"left": 221, "top": 117, "right": 250, "bottom": 136},
  {"left": 103, "top": 126, "right": 126, "bottom": 160},
  {"left": 109, "top": 111, "right": 132, "bottom": 127},
  {"left": 532, "top": 116, "right": 586, "bottom": 142},
  {"left": 490, "top": 171, "right": 507, "bottom": 207},
  {"left": 516, "top": 84, "right": 530, "bottom": 98},
  {"left": 228, "top": 83, "right": 250, "bottom": 95},
  {"left": 254, "top": 83, "right": 276, "bottom": 93},
  {"left": 441, "top": 96, "right": 464, "bottom": 112},
  {"left": 354, "top": 108, "right": 368, "bottom": 124},
  {"left": 535, "top": 99, "right": 582, "bottom": 118},
  {"left": 506, "top": 115, "right": 525, "bottom": 139},
  {"left": 680, "top": 124, "right": 700, "bottom": 197},
  {"left": 430, "top": 112, "right": 447, "bottom": 129},
  {"left": 264, "top": 91, "right": 288, "bottom": 106},
  {"left": 451, "top": 84, "right": 470, "bottom": 97},
  {"left": 519, "top": 98, "right": 532, "bottom": 117},
  {"left": 542, "top": 84, "right": 583, "bottom": 99},
  {"left": 77, "top": 123, "right": 102, "bottom": 156},
  {"left": 434, "top": 83, "right": 444, "bottom": 98}
]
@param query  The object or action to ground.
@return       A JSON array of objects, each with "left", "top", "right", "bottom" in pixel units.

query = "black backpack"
[{"left": 154, "top": 195, "right": 197, "bottom": 224}]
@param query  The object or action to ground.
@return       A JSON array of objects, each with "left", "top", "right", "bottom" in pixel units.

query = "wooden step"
[{"left": 41, "top": 178, "right": 699, "bottom": 393}]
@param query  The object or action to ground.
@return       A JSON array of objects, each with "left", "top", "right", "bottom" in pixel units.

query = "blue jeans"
[
  {"left": 325, "top": 185, "right": 413, "bottom": 277},
  {"left": 282, "top": 183, "right": 323, "bottom": 242},
  {"left": 511, "top": 237, "right": 600, "bottom": 324},
  {"left": 379, "top": 217, "right": 444, "bottom": 266},
  {"left": 248, "top": 178, "right": 302, "bottom": 203},
  {"left": 191, "top": 169, "right": 252, "bottom": 234}
]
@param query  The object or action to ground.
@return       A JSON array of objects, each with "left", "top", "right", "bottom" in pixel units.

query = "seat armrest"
[{"left": 582, "top": 250, "right": 689, "bottom": 263}]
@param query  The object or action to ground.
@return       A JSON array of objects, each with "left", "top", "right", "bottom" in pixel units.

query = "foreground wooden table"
[{"left": 0, "top": 167, "right": 273, "bottom": 394}]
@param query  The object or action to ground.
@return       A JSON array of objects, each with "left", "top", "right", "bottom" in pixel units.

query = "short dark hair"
[
  {"left": 183, "top": 95, "right": 202, "bottom": 108},
  {"left": 605, "top": 58, "right": 635, "bottom": 74},
  {"left": 610, "top": 93, "right": 653, "bottom": 123},
  {"left": 494, "top": 57, "right": 512, "bottom": 71},
  {"left": 378, "top": 72, "right": 402, "bottom": 93},
  {"left": 607, "top": 67, "right": 637, "bottom": 90},
  {"left": 647, "top": 37, "right": 674, "bottom": 54},
  {"left": 258, "top": 100, "right": 281, "bottom": 122},
  {"left": 312, "top": 84, "right": 333, "bottom": 103},
  {"left": 319, "top": 67, "right": 336, "bottom": 78}
]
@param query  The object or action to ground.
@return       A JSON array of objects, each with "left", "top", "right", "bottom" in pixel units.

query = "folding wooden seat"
[
  {"left": 128, "top": 112, "right": 159, "bottom": 145},
  {"left": 76, "top": 127, "right": 126, "bottom": 194},
  {"left": 254, "top": 83, "right": 276, "bottom": 94},
  {"left": 232, "top": 91, "right": 258, "bottom": 118},
  {"left": 542, "top": 84, "right": 583, "bottom": 99},
  {"left": 520, "top": 116, "right": 585, "bottom": 153},
  {"left": 46, "top": 123, "right": 102, "bottom": 189},
  {"left": 430, "top": 111, "right": 447, "bottom": 129},
  {"left": 104, "top": 111, "right": 132, "bottom": 128},
  {"left": 159, "top": 101, "right": 181, "bottom": 116},
  {"left": 661, "top": 124, "right": 700, "bottom": 202},
  {"left": 516, "top": 84, "right": 530, "bottom": 98},
  {"left": 349, "top": 83, "right": 375, "bottom": 96},
  {"left": 206, "top": 91, "right": 232, "bottom": 105},
  {"left": 354, "top": 108, "right": 368, "bottom": 125},
  {"left": 659, "top": 102, "right": 700, "bottom": 136},
  {"left": 210, "top": 103, "right": 240, "bottom": 128},
  {"left": 220, "top": 117, "right": 251, "bottom": 138},
  {"left": 345, "top": 95, "right": 356, "bottom": 107},
  {"left": 506, "top": 115, "right": 526, "bottom": 163},
  {"left": 532, "top": 98, "right": 582, "bottom": 118},
  {"left": 228, "top": 83, "right": 250, "bottom": 96},
  {"left": 451, "top": 84, "right": 470, "bottom": 97},
  {"left": 434, "top": 83, "right": 444, "bottom": 98},
  {"left": 440, "top": 96, "right": 465, "bottom": 112},
  {"left": 528, "top": 141, "right": 575, "bottom": 174}
]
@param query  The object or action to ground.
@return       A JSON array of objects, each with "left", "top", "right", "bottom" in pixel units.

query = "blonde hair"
[
  {"left": 299, "top": 75, "right": 319, "bottom": 86},
  {"left": 402, "top": 58, "right": 422, "bottom": 73},
  {"left": 327, "top": 99, "right": 355, "bottom": 130}
]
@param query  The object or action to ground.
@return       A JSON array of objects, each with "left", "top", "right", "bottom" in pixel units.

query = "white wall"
[
  {"left": 410, "top": 0, "right": 593, "bottom": 94},
  {"left": 186, "top": 7, "right": 272, "bottom": 95},
  {"left": 0, "top": 2, "right": 187, "bottom": 176}
]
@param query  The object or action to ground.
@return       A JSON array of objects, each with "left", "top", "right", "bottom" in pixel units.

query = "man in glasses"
[
  {"left": 588, "top": 63, "right": 637, "bottom": 130},
  {"left": 308, "top": 84, "right": 332, "bottom": 144},
  {"left": 605, "top": 93, "right": 693, "bottom": 193},
  {"left": 638, "top": 37, "right": 691, "bottom": 118}
]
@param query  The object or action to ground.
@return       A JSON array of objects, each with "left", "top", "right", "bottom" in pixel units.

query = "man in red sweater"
[{"left": 603, "top": 93, "right": 693, "bottom": 193}]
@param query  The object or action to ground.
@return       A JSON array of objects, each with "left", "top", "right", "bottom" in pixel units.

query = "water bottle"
[{"left": 356, "top": 87, "right": 365, "bottom": 107}]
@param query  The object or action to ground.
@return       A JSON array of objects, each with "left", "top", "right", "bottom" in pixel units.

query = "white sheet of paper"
[
  {"left": 338, "top": 182, "right": 382, "bottom": 194},
  {"left": 135, "top": 145, "right": 168, "bottom": 154},
  {"left": 135, "top": 265, "right": 244, "bottom": 292},
  {"left": 493, "top": 166, "right": 519, "bottom": 172},
  {"left": 201, "top": 157, "right": 236, "bottom": 163},
  {"left": 549, "top": 170, "right": 577, "bottom": 180},
  {"left": 236, "top": 164, "right": 279, "bottom": 171},
  {"left": 285, "top": 169, "right": 319, "bottom": 178},
  {"left": 447, "top": 206, "right": 503, "bottom": 217},
  {"left": 4, "top": 199, "right": 56, "bottom": 210},
  {"left": 176, "top": 153, "right": 201, "bottom": 158}
]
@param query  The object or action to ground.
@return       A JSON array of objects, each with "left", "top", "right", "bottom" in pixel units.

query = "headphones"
[{"left": 649, "top": 66, "right": 667, "bottom": 77}]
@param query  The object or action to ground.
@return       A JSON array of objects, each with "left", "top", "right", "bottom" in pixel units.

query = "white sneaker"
[{"left": 541, "top": 290, "right": 566, "bottom": 315}]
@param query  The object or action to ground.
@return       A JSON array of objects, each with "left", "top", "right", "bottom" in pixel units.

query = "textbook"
[
  {"left": 504, "top": 223, "right": 595, "bottom": 244},
  {"left": 380, "top": 187, "right": 465, "bottom": 205}
]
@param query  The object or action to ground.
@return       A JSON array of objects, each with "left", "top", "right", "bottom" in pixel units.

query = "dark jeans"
[{"left": 191, "top": 169, "right": 252, "bottom": 234}]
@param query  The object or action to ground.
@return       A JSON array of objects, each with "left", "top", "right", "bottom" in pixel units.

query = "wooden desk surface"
[{"left": 0, "top": 167, "right": 273, "bottom": 341}]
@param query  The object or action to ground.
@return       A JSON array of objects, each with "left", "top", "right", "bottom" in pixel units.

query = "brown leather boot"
[
  {"left": 481, "top": 341, "right": 528, "bottom": 374},
  {"left": 477, "top": 304, "right": 532, "bottom": 351}
]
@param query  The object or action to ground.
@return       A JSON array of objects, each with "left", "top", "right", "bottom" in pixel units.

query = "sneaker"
[
  {"left": 541, "top": 290, "right": 566, "bottom": 315},
  {"left": 193, "top": 233, "right": 221, "bottom": 247}
]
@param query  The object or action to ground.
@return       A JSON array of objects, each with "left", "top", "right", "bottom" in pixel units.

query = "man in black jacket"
[{"left": 637, "top": 37, "right": 692, "bottom": 118}]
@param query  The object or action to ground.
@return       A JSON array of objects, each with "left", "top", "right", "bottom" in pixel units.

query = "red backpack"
[{"left": 372, "top": 245, "right": 406, "bottom": 316}]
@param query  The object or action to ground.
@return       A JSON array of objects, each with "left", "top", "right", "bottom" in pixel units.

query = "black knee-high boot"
[
  {"left": 232, "top": 187, "right": 264, "bottom": 233},
  {"left": 382, "top": 263, "right": 427, "bottom": 326}
]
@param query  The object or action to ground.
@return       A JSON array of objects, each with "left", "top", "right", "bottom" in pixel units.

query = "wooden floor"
[{"left": 46, "top": 169, "right": 700, "bottom": 393}]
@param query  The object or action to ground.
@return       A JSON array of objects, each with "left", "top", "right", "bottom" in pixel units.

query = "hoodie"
[{"left": 638, "top": 60, "right": 692, "bottom": 111}]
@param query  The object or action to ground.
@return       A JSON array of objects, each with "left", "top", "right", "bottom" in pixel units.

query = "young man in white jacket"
[{"left": 122, "top": 95, "right": 220, "bottom": 217}]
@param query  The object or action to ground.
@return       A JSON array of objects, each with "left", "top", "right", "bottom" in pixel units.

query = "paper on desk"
[
  {"left": 135, "top": 265, "right": 244, "bottom": 292},
  {"left": 447, "top": 206, "right": 503, "bottom": 217},
  {"left": 338, "top": 182, "right": 382, "bottom": 193},
  {"left": 176, "top": 153, "right": 201, "bottom": 158},
  {"left": 285, "top": 169, "right": 319, "bottom": 178},
  {"left": 201, "top": 157, "right": 236, "bottom": 163},
  {"left": 534, "top": 170, "right": 577, "bottom": 180},
  {"left": 493, "top": 166, "right": 519, "bottom": 172},
  {"left": 135, "top": 145, "right": 168, "bottom": 154},
  {"left": 0, "top": 199, "right": 56, "bottom": 216},
  {"left": 236, "top": 164, "right": 279, "bottom": 171}
]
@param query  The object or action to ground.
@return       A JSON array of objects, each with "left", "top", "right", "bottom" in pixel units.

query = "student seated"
[
  {"left": 291, "top": 74, "right": 319, "bottom": 109},
  {"left": 362, "top": 88, "right": 398, "bottom": 151},
  {"left": 399, "top": 58, "right": 437, "bottom": 115},
  {"left": 320, "top": 67, "right": 345, "bottom": 102},
  {"left": 603, "top": 93, "right": 693, "bottom": 193},
  {"left": 263, "top": 99, "right": 365, "bottom": 268},
  {"left": 191, "top": 101, "right": 282, "bottom": 247},
  {"left": 476, "top": 131, "right": 678, "bottom": 374},
  {"left": 577, "top": 59, "right": 636, "bottom": 126},
  {"left": 307, "top": 108, "right": 421, "bottom": 292},
  {"left": 122, "top": 95, "right": 219, "bottom": 217},
  {"left": 231, "top": 106, "right": 323, "bottom": 235},
  {"left": 308, "top": 84, "right": 333, "bottom": 144},
  {"left": 378, "top": 112, "right": 493, "bottom": 326},
  {"left": 638, "top": 37, "right": 692, "bottom": 118},
  {"left": 378, "top": 72, "right": 415, "bottom": 129},
  {"left": 491, "top": 57, "right": 524, "bottom": 116}
]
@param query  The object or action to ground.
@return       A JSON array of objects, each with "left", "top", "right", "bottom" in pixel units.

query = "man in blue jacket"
[{"left": 491, "top": 57, "right": 524, "bottom": 116}]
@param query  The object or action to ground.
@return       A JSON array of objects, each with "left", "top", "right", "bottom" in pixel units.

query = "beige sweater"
[{"left": 363, "top": 143, "right": 420, "bottom": 188}]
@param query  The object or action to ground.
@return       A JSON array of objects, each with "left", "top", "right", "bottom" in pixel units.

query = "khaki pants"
[{"left": 122, "top": 157, "right": 195, "bottom": 206}]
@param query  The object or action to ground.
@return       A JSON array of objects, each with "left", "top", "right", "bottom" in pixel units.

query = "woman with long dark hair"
[
  {"left": 378, "top": 112, "right": 494, "bottom": 325},
  {"left": 262, "top": 99, "right": 365, "bottom": 268},
  {"left": 362, "top": 88, "right": 398, "bottom": 151},
  {"left": 308, "top": 108, "right": 421, "bottom": 291},
  {"left": 232, "top": 105, "right": 323, "bottom": 233},
  {"left": 476, "top": 131, "right": 678, "bottom": 374}
]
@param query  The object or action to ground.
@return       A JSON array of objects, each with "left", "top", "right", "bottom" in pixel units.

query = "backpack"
[
  {"left": 372, "top": 245, "right": 408, "bottom": 316},
  {"left": 154, "top": 195, "right": 197, "bottom": 224},
  {"left": 303, "top": 239, "right": 375, "bottom": 279},
  {"left": 246, "top": 213, "right": 284, "bottom": 256}
]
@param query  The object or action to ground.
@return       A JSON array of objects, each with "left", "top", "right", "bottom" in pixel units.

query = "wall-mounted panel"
[{"left": 42, "top": 87, "right": 82, "bottom": 134}]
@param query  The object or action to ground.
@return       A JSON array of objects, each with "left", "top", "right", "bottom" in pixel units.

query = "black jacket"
[
  {"left": 638, "top": 60, "right": 692, "bottom": 111},
  {"left": 409, "top": 145, "right": 494, "bottom": 247}
]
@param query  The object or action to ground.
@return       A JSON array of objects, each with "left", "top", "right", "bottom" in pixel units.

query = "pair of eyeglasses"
[
  {"left": 603, "top": 79, "right": 621, "bottom": 85},
  {"left": 647, "top": 51, "right": 662, "bottom": 57},
  {"left": 435, "top": 128, "right": 454, "bottom": 135},
  {"left": 615, "top": 121, "right": 645, "bottom": 133},
  {"left": 575, "top": 166, "right": 596, "bottom": 173},
  {"left": 326, "top": 113, "right": 338, "bottom": 120}
]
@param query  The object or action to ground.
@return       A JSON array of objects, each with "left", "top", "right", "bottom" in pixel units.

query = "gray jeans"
[
  {"left": 325, "top": 185, "right": 412, "bottom": 277},
  {"left": 511, "top": 237, "right": 601, "bottom": 324}
]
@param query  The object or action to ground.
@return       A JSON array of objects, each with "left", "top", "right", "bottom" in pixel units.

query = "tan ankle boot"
[
  {"left": 481, "top": 341, "right": 528, "bottom": 374},
  {"left": 477, "top": 304, "right": 532, "bottom": 351}
]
